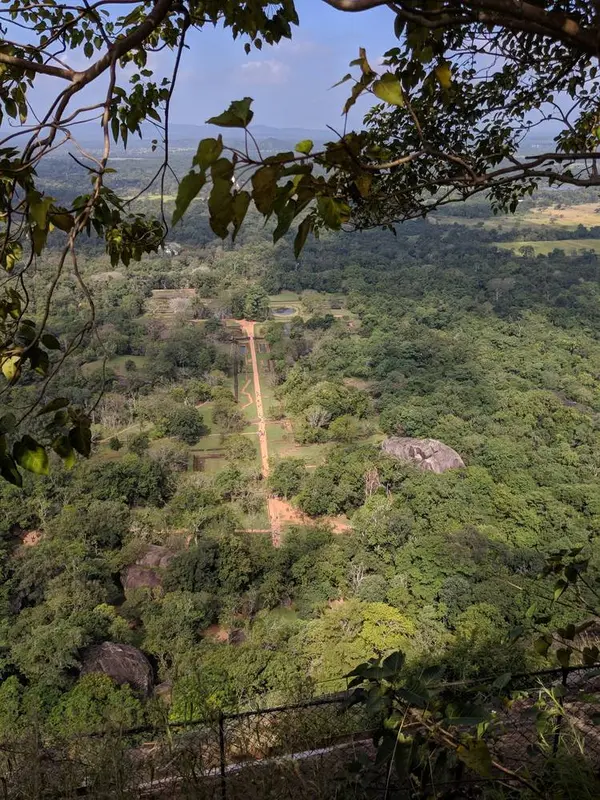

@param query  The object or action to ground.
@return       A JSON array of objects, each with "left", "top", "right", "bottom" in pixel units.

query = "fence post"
[
  {"left": 552, "top": 668, "right": 569, "bottom": 756},
  {"left": 219, "top": 711, "right": 226, "bottom": 800}
]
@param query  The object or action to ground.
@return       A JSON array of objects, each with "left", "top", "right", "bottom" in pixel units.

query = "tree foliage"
[{"left": 1, "top": 0, "right": 600, "bottom": 480}]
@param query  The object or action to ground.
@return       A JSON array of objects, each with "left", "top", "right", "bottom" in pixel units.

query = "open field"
[
  {"left": 265, "top": 421, "right": 330, "bottom": 464},
  {"left": 523, "top": 203, "right": 600, "bottom": 228},
  {"left": 495, "top": 239, "right": 600, "bottom": 255},
  {"left": 436, "top": 203, "right": 600, "bottom": 233},
  {"left": 432, "top": 215, "right": 526, "bottom": 231},
  {"left": 236, "top": 508, "right": 271, "bottom": 531},
  {"left": 82, "top": 354, "right": 148, "bottom": 377},
  {"left": 268, "top": 291, "right": 302, "bottom": 304},
  {"left": 189, "top": 431, "right": 260, "bottom": 474}
]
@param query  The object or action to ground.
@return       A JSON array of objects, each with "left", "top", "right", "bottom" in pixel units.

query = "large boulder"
[
  {"left": 381, "top": 437, "right": 465, "bottom": 474},
  {"left": 81, "top": 642, "right": 154, "bottom": 696},
  {"left": 121, "top": 544, "right": 175, "bottom": 593}
]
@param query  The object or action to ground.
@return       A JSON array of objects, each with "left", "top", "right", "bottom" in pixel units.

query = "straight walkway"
[{"left": 239, "top": 320, "right": 281, "bottom": 546}]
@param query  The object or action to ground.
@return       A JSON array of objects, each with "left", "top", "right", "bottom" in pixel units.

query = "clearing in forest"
[
  {"left": 495, "top": 239, "right": 600, "bottom": 255},
  {"left": 523, "top": 203, "right": 600, "bottom": 228}
]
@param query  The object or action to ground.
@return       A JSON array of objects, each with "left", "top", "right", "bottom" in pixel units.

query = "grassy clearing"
[
  {"left": 145, "top": 194, "right": 176, "bottom": 202},
  {"left": 436, "top": 203, "right": 600, "bottom": 232},
  {"left": 265, "top": 421, "right": 289, "bottom": 455},
  {"left": 287, "top": 441, "right": 331, "bottom": 464},
  {"left": 495, "top": 239, "right": 600, "bottom": 255},
  {"left": 188, "top": 434, "right": 227, "bottom": 474},
  {"left": 523, "top": 203, "right": 600, "bottom": 228},
  {"left": 268, "top": 291, "right": 302, "bottom": 303},
  {"left": 433, "top": 215, "right": 527, "bottom": 231},
  {"left": 266, "top": 421, "right": 330, "bottom": 464},
  {"left": 82, "top": 354, "right": 148, "bottom": 377},
  {"left": 236, "top": 508, "right": 271, "bottom": 531}
]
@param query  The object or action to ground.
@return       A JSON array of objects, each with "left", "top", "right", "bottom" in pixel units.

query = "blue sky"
[
  {"left": 167, "top": 0, "right": 394, "bottom": 129},
  {"left": 5, "top": 1, "right": 394, "bottom": 137}
]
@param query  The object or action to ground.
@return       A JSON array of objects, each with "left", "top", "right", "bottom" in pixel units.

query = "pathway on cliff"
[{"left": 239, "top": 320, "right": 281, "bottom": 546}]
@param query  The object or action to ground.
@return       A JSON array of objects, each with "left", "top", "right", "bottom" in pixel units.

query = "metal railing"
[{"left": 1, "top": 665, "right": 600, "bottom": 799}]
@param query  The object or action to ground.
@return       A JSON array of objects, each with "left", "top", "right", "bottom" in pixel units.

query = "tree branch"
[{"left": 0, "top": 52, "right": 74, "bottom": 80}]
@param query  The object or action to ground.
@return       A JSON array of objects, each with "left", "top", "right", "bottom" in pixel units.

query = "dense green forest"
[{"left": 1, "top": 155, "right": 599, "bottom": 744}]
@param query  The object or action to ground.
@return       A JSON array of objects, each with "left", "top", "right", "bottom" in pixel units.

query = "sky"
[
  {"left": 166, "top": 0, "right": 394, "bottom": 130},
  {"left": 2, "top": 0, "right": 394, "bottom": 139}
]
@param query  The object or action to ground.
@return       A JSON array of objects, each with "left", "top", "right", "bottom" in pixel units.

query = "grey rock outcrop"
[
  {"left": 81, "top": 642, "right": 154, "bottom": 696},
  {"left": 381, "top": 437, "right": 465, "bottom": 474},
  {"left": 121, "top": 544, "right": 175, "bottom": 593}
]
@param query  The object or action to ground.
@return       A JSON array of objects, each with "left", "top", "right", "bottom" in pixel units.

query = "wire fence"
[{"left": 1, "top": 665, "right": 600, "bottom": 799}]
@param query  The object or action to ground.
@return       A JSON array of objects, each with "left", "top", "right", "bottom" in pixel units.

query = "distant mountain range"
[
  {"left": 0, "top": 121, "right": 332, "bottom": 155},
  {"left": 168, "top": 123, "right": 332, "bottom": 143},
  {"left": 1, "top": 122, "right": 559, "bottom": 157}
]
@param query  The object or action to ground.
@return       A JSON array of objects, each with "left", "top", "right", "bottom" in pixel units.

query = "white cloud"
[
  {"left": 284, "top": 40, "right": 322, "bottom": 56},
  {"left": 239, "top": 59, "right": 290, "bottom": 85}
]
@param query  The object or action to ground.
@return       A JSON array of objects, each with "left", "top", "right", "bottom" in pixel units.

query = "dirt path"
[
  {"left": 239, "top": 377, "right": 254, "bottom": 411},
  {"left": 239, "top": 320, "right": 281, "bottom": 546}
]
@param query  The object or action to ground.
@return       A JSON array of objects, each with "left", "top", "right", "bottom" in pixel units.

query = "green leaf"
[
  {"left": 13, "top": 435, "right": 49, "bottom": 475},
  {"left": 207, "top": 97, "right": 254, "bottom": 128},
  {"left": 372, "top": 73, "right": 404, "bottom": 107},
  {"left": 273, "top": 201, "right": 296, "bottom": 243},
  {"left": 172, "top": 171, "right": 206, "bottom": 226},
  {"left": 457, "top": 741, "right": 492, "bottom": 777},
  {"left": 4, "top": 98, "right": 17, "bottom": 119},
  {"left": 251, "top": 165, "right": 280, "bottom": 215},
  {"left": 294, "top": 215, "right": 313, "bottom": 258},
  {"left": 354, "top": 173, "right": 372, "bottom": 198},
  {"left": 28, "top": 192, "right": 53, "bottom": 229},
  {"left": 381, "top": 651, "right": 405, "bottom": 677},
  {"left": 434, "top": 62, "right": 453, "bottom": 90},
  {"left": 208, "top": 181, "right": 234, "bottom": 240},
  {"left": 554, "top": 579, "right": 568, "bottom": 601},
  {"left": 556, "top": 647, "right": 571, "bottom": 668},
  {"left": 345, "top": 662, "right": 373, "bottom": 679},
  {"left": 212, "top": 158, "right": 235, "bottom": 183},
  {"left": 317, "top": 196, "right": 350, "bottom": 230},
  {"left": 28, "top": 347, "right": 49, "bottom": 376},
  {"left": 69, "top": 424, "right": 92, "bottom": 457},
  {"left": 48, "top": 210, "right": 74, "bottom": 232},
  {"left": 534, "top": 636, "right": 551, "bottom": 657},
  {"left": 0, "top": 454, "right": 22, "bottom": 487},
  {"left": 193, "top": 136, "right": 223, "bottom": 169},
  {"left": 41, "top": 333, "right": 61, "bottom": 350},
  {"left": 421, "top": 664, "right": 445, "bottom": 684},
  {"left": 52, "top": 435, "right": 76, "bottom": 469},
  {"left": 232, "top": 191, "right": 251, "bottom": 240},
  {"left": 295, "top": 139, "right": 313, "bottom": 155},
  {"left": 1, "top": 355, "right": 21, "bottom": 383},
  {"left": 394, "top": 15, "right": 406, "bottom": 39},
  {"left": 31, "top": 224, "right": 48, "bottom": 256},
  {"left": 395, "top": 686, "right": 427, "bottom": 709},
  {"left": 37, "top": 397, "right": 69, "bottom": 416},
  {"left": 492, "top": 672, "right": 512, "bottom": 691},
  {"left": 343, "top": 74, "right": 371, "bottom": 115},
  {"left": 355, "top": 47, "right": 374, "bottom": 77},
  {"left": 332, "top": 73, "right": 352, "bottom": 88},
  {"left": 557, "top": 623, "right": 576, "bottom": 640}
]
